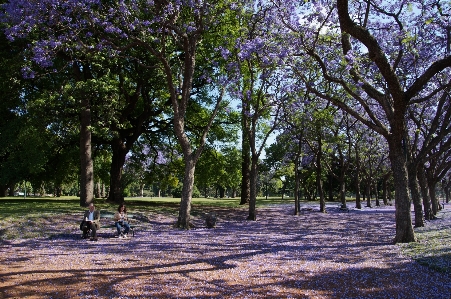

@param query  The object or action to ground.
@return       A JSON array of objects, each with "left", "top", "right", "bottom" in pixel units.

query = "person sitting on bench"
[
  {"left": 114, "top": 203, "right": 130, "bottom": 238},
  {"left": 80, "top": 203, "right": 100, "bottom": 241}
]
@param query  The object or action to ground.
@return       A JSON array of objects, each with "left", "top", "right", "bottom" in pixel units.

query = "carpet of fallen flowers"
[{"left": 1, "top": 202, "right": 450, "bottom": 299}]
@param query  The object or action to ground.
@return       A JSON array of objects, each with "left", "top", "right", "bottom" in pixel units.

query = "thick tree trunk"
[
  {"left": 8, "top": 182, "right": 15, "bottom": 196},
  {"left": 177, "top": 157, "right": 196, "bottom": 228},
  {"left": 219, "top": 186, "right": 225, "bottom": 198},
  {"left": 79, "top": 97, "right": 94, "bottom": 207},
  {"left": 388, "top": 141, "right": 416, "bottom": 243},
  {"left": 1, "top": 186, "right": 7, "bottom": 197}
]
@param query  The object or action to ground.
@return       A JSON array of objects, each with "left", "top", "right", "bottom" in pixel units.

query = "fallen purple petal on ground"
[{"left": 0, "top": 203, "right": 450, "bottom": 298}]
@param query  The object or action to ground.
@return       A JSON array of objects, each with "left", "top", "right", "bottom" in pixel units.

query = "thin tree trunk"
[
  {"left": 317, "top": 139, "right": 326, "bottom": 213},
  {"left": 247, "top": 154, "right": 258, "bottom": 220},
  {"left": 382, "top": 173, "right": 390, "bottom": 205},
  {"left": 408, "top": 162, "right": 424, "bottom": 227},
  {"left": 240, "top": 110, "right": 250, "bottom": 205},
  {"left": 294, "top": 157, "right": 300, "bottom": 215},
  {"left": 417, "top": 167, "right": 433, "bottom": 220},
  {"left": 365, "top": 182, "right": 372, "bottom": 207},
  {"left": 355, "top": 148, "right": 362, "bottom": 209},
  {"left": 426, "top": 168, "right": 439, "bottom": 216},
  {"left": 94, "top": 182, "right": 100, "bottom": 199},
  {"left": 339, "top": 181, "right": 346, "bottom": 208}
]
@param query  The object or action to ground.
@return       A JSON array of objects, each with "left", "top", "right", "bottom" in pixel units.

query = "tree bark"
[
  {"left": 240, "top": 105, "right": 251, "bottom": 205},
  {"left": 407, "top": 161, "right": 424, "bottom": 227},
  {"left": 426, "top": 167, "right": 439, "bottom": 216},
  {"left": 177, "top": 156, "right": 196, "bottom": 228},
  {"left": 79, "top": 96, "right": 94, "bottom": 207},
  {"left": 365, "top": 182, "right": 371, "bottom": 208},
  {"left": 355, "top": 147, "right": 362, "bottom": 209},
  {"left": 317, "top": 137, "right": 326, "bottom": 213},
  {"left": 388, "top": 139, "right": 416, "bottom": 243},
  {"left": 107, "top": 139, "right": 128, "bottom": 204},
  {"left": 247, "top": 153, "right": 258, "bottom": 220},
  {"left": 417, "top": 167, "right": 434, "bottom": 220},
  {"left": 294, "top": 156, "right": 301, "bottom": 215}
]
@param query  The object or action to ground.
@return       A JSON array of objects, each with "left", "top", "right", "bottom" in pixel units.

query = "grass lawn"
[{"left": 0, "top": 195, "right": 450, "bottom": 274}]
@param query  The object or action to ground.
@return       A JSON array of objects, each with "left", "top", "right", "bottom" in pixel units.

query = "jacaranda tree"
[
  {"left": 273, "top": 0, "right": 451, "bottom": 242},
  {"left": 2, "top": 0, "right": 242, "bottom": 227}
]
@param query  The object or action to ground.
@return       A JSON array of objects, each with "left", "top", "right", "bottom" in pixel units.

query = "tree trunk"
[
  {"left": 240, "top": 114, "right": 250, "bottom": 205},
  {"left": 94, "top": 182, "right": 100, "bottom": 199},
  {"left": 247, "top": 154, "right": 258, "bottom": 220},
  {"left": 8, "top": 182, "right": 15, "bottom": 196},
  {"left": 382, "top": 174, "right": 389, "bottom": 205},
  {"left": 294, "top": 157, "right": 300, "bottom": 215},
  {"left": 79, "top": 96, "right": 94, "bottom": 207},
  {"left": 407, "top": 161, "right": 424, "bottom": 227},
  {"left": 107, "top": 139, "right": 128, "bottom": 204},
  {"left": 339, "top": 180, "right": 346, "bottom": 208},
  {"left": 407, "top": 162, "right": 424, "bottom": 227},
  {"left": 316, "top": 140, "right": 326, "bottom": 212},
  {"left": 426, "top": 168, "right": 439, "bottom": 216},
  {"left": 101, "top": 183, "right": 106, "bottom": 198},
  {"left": 219, "top": 186, "right": 225, "bottom": 198},
  {"left": 177, "top": 157, "right": 196, "bottom": 228},
  {"left": 445, "top": 184, "right": 450, "bottom": 203},
  {"left": 355, "top": 150, "right": 362, "bottom": 209},
  {"left": 417, "top": 167, "right": 433, "bottom": 220},
  {"left": 375, "top": 183, "right": 380, "bottom": 207},
  {"left": 365, "top": 182, "right": 372, "bottom": 207},
  {"left": 388, "top": 140, "right": 416, "bottom": 243},
  {"left": 1, "top": 185, "right": 8, "bottom": 197},
  {"left": 336, "top": 0, "right": 416, "bottom": 244},
  {"left": 140, "top": 184, "right": 144, "bottom": 197}
]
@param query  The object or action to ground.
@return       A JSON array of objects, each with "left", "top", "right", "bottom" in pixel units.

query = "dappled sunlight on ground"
[{"left": 0, "top": 203, "right": 450, "bottom": 298}]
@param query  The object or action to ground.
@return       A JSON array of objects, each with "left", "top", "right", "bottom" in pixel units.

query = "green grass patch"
[
  {"left": 399, "top": 210, "right": 451, "bottom": 274},
  {"left": 0, "top": 195, "right": 290, "bottom": 239}
]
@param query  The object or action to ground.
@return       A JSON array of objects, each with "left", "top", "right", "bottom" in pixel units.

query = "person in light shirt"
[
  {"left": 113, "top": 203, "right": 130, "bottom": 238},
  {"left": 80, "top": 203, "right": 100, "bottom": 241}
]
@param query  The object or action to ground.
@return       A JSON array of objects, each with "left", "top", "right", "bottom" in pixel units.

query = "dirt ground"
[{"left": 1, "top": 203, "right": 450, "bottom": 299}]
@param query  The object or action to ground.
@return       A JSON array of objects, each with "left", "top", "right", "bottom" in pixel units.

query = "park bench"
[{"left": 100, "top": 212, "right": 137, "bottom": 237}]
